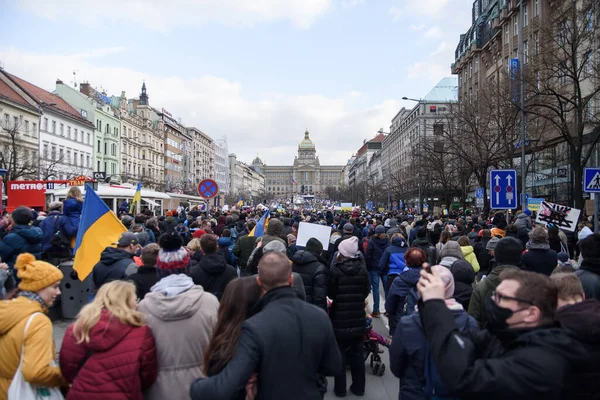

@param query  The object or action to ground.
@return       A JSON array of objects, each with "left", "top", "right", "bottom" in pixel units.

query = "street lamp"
[
  {"left": 378, "top": 128, "right": 392, "bottom": 211},
  {"left": 401, "top": 96, "right": 425, "bottom": 214}
]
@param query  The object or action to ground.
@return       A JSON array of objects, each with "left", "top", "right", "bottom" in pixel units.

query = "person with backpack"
[
  {"left": 365, "top": 225, "right": 390, "bottom": 317},
  {"left": 379, "top": 233, "right": 408, "bottom": 295},
  {"left": 385, "top": 248, "right": 427, "bottom": 336},
  {"left": 390, "top": 265, "right": 479, "bottom": 400}
]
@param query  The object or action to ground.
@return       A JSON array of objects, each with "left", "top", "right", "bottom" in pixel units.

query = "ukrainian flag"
[
  {"left": 130, "top": 180, "right": 142, "bottom": 213},
  {"left": 237, "top": 197, "right": 244, "bottom": 207},
  {"left": 248, "top": 208, "right": 270, "bottom": 237},
  {"left": 73, "top": 184, "right": 127, "bottom": 280}
]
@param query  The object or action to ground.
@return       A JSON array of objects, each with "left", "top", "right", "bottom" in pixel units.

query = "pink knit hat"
[
  {"left": 431, "top": 265, "right": 455, "bottom": 299},
  {"left": 339, "top": 236, "right": 359, "bottom": 257}
]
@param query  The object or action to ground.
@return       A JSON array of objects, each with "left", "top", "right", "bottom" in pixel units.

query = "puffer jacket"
[
  {"left": 59, "top": 310, "right": 157, "bottom": 400},
  {"left": 217, "top": 236, "right": 234, "bottom": 265},
  {"left": 190, "top": 253, "right": 237, "bottom": 300},
  {"left": 61, "top": 198, "right": 82, "bottom": 239},
  {"left": 379, "top": 236, "right": 408, "bottom": 276},
  {"left": 138, "top": 285, "right": 219, "bottom": 400},
  {"left": 91, "top": 247, "right": 138, "bottom": 291},
  {"left": 365, "top": 236, "right": 390, "bottom": 271},
  {"left": 39, "top": 211, "right": 65, "bottom": 252},
  {"left": 460, "top": 245, "right": 481, "bottom": 273},
  {"left": 448, "top": 260, "right": 476, "bottom": 310},
  {"left": 0, "top": 224, "right": 43, "bottom": 269},
  {"left": 514, "top": 213, "right": 532, "bottom": 231},
  {"left": 328, "top": 254, "right": 370, "bottom": 342},
  {"left": 232, "top": 234, "right": 257, "bottom": 270},
  {"left": 386, "top": 267, "right": 421, "bottom": 335},
  {"left": 159, "top": 217, "right": 178, "bottom": 235},
  {"left": 0, "top": 297, "right": 68, "bottom": 399},
  {"left": 291, "top": 250, "right": 328, "bottom": 311}
]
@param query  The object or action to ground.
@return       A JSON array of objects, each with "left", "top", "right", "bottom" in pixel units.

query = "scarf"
[{"left": 20, "top": 291, "right": 48, "bottom": 312}]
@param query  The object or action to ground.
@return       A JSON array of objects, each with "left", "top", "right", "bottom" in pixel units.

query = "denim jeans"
[
  {"left": 334, "top": 339, "right": 365, "bottom": 395},
  {"left": 369, "top": 270, "right": 388, "bottom": 313}
]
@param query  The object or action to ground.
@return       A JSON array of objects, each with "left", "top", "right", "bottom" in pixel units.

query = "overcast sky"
[{"left": 0, "top": 0, "right": 472, "bottom": 166}]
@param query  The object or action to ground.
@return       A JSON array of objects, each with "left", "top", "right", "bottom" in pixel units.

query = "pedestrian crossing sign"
[{"left": 584, "top": 168, "right": 600, "bottom": 193}]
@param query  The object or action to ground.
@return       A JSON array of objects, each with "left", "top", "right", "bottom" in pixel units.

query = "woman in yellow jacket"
[
  {"left": 0, "top": 253, "right": 68, "bottom": 399},
  {"left": 457, "top": 236, "right": 481, "bottom": 273}
]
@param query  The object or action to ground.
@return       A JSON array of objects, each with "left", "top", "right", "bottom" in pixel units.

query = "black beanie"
[
  {"left": 580, "top": 233, "right": 600, "bottom": 260},
  {"left": 305, "top": 238, "right": 323, "bottom": 255},
  {"left": 494, "top": 237, "right": 523, "bottom": 266},
  {"left": 11, "top": 207, "right": 33, "bottom": 225}
]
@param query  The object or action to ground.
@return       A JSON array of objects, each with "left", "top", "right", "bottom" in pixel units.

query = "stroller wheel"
[
  {"left": 372, "top": 363, "right": 380, "bottom": 375},
  {"left": 377, "top": 363, "right": 386, "bottom": 376}
]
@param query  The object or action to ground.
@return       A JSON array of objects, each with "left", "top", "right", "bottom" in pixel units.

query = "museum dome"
[
  {"left": 299, "top": 130, "right": 315, "bottom": 150},
  {"left": 252, "top": 154, "right": 264, "bottom": 166}
]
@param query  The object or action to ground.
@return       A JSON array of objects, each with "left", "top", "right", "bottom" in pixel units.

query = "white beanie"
[{"left": 339, "top": 236, "right": 359, "bottom": 258}]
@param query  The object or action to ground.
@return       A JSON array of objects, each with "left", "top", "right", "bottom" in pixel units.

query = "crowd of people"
[{"left": 0, "top": 198, "right": 599, "bottom": 399}]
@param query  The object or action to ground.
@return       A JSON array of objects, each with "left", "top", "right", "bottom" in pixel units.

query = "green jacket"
[
  {"left": 233, "top": 234, "right": 257, "bottom": 269},
  {"left": 468, "top": 265, "right": 519, "bottom": 327}
]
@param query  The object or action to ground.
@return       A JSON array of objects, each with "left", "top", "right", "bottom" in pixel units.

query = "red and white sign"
[{"left": 6, "top": 177, "right": 93, "bottom": 212}]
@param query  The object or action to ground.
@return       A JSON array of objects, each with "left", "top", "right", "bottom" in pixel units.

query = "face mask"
[{"left": 483, "top": 295, "right": 528, "bottom": 332}]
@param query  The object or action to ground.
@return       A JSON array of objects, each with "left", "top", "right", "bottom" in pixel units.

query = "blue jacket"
[
  {"left": 390, "top": 309, "right": 479, "bottom": 400},
  {"left": 385, "top": 267, "right": 421, "bottom": 335},
  {"left": 39, "top": 211, "right": 65, "bottom": 252},
  {"left": 218, "top": 237, "right": 234, "bottom": 264},
  {"left": 61, "top": 198, "right": 82, "bottom": 239},
  {"left": 0, "top": 224, "right": 43, "bottom": 269},
  {"left": 365, "top": 236, "right": 390, "bottom": 271},
  {"left": 379, "top": 236, "right": 408, "bottom": 276}
]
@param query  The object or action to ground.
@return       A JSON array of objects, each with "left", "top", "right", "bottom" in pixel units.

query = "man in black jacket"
[
  {"left": 190, "top": 251, "right": 341, "bottom": 400},
  {"left": 127, "top": 243, "right": 159, "bottom": 300},
  {"left": 418, "top": 267, "right": 588, "bottom": 399},
  {"left": 91, "top": 232, "right": 140, "bottom": 291},
  {"left": 232, "top": 220, "right": 257, "bottom": 275},
  {"left": 291, "top": 237, "right": 328, "bottom": 311},
  {"left": 576, "top": 232, "right": 600, "bottom": 300},
  {"left": 190, "top": 233, "right": 237, "bottom": 300}
]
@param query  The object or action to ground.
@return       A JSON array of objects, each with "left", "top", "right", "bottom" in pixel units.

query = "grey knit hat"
[
  {"left": 439, "top": 241, "right": 464, "bottom": 260},
  {"left": 486, "top": 236, "right": 501, "bottom": 250}
]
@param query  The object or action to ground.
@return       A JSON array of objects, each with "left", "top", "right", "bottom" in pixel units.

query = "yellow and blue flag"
[
  {"left": 130, "top": 180, "right": 142, "bottom": 213},
  {"left": 248, "top": 208, "right": 270, "bottom": 237},
  {"left": 237, "top": 197, "right": 244, "bottom": 207},
  {"left": 74, "top": 183, "right": 127, "bottom": 280}
]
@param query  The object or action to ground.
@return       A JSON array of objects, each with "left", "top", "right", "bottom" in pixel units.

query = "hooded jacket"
[
  {"left": 59, "top": 310, "right": 157, "bottom": 400},
  {"left": 575, "top": 258, "right": 600, "bottom": 301},
  {"left": 460, "top": 245, "right": 481, "bottom": 273},
  {"left": 365, "top": 236, "right": 390, "bottom": 272},
  {"left": 0, "top": 225, "right": 43, "bottom": 270},
  {"left": 61, "top": 198, "right": 82, "bottom": 239},
  {"left": 386, "top": 267, "right": 421, "bottom": 335},
  {"left": 390, "top": 306, "right": 478, "bottom": 400},
  {"left": 190, "top": 252, "right": 237, "bottom": 300},
  {"left": 232, "top": 234, "right": 257, "bottom": 269},
  {"left": 138, "top": 285, "right": 219, "bottom": 400},
  {"left": 39, "top": 211, "right": 65, "bottom": 252},
  {"left": 448, "top": 259, "right": 475, "bottom": 310},
  {"left": 217, "top": 236, "right": 234, "bottom": 264},
  {"left": 379, "top": 236, "right": 408, "bottom": 276},
  {"left": 328, "top": 255, "right": 370, "bottom": 342},
  {"left": 514, "top": 213, "right": 532, "bottom": 231},
  {"left": 159, "top": 216, "right": 178, "bottom": 235},
  {"left": 420, "top": 299, "right": 588, "bottom": 400},
  {"left": 291, "top": 250, "right": 328, "bottom": 311},
  {"left": 91, "top": 247, "right": 137, "bottom": 291},
  {"left": 215, "top": 216, "right": 227, "bottom": 236},
  {"left": 556, "top": 300, "right": 600, "bottom": 400},
  {"left": 410, "top": 237, "right": 437, "bottom": 265},
  {"left": 522, "top": 243, "right": 558, "bottom": 276},
  {"left": 0, "top": 297, "right": 68, "bottom": 398}
]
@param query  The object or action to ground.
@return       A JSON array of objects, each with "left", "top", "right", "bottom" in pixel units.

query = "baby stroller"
[{"left": 363, "top": 319, "right": 386, "bottom": 376}]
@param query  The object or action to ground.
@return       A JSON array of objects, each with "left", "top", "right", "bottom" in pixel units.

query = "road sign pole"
[{"left": 595, "top": 193, "right": 599, "bottom": 233}]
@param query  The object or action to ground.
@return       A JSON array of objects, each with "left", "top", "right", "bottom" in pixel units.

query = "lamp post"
[
  {"left": 401, "top": 96, "right": 425, "bottom": 214},
  {"left": 378, "top": 128, "right": 392, "bottom": 211},
  {"left": 0, "top": 168, "right": 7, "bottom": 213}
]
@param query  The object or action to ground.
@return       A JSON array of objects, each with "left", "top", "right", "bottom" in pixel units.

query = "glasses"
[{"left": 491, "top": 290, "right": 534, "bottom": 306}]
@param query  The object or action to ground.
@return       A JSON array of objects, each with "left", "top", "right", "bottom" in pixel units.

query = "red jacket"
[{"left": 59, "top": 310, "right": 157, "bottom": 400}]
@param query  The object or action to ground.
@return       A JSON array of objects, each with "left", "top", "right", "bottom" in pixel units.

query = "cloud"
[
  {"left": 389, "top": 0, "right": 452, "bottom": 21},
  {"left": 0, "top": 47, "right": 398, "bottom": 165},
  {"left": 424, "top": 26, "right": 443, "bottom": 39},
  {"left": 409, "top": 24, "right": 426, "bottom": 31},
  {"left": 14, "top": 0, "right": 334, "bottom": 30},
  {"left": 348, "top": 91, "right": 362, "bottom": 98}
]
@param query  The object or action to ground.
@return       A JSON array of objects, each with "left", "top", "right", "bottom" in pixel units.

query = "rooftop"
[
  {"left": 0, "top": 77, "right": 37, "bottom": 112},
  {"left": 421, "top": 77, "right": 458, "bottom": 103}
]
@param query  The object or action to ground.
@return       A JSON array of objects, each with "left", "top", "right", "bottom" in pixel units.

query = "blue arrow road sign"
[
  {"left": 489, "top": 169, "right": 518, "bottom": 209},
  {"left": 475, "top": 187, "right": 484, "bottom": 198},
  {"left": 584, "top": 168, "right": 600, "bottom": 193}
]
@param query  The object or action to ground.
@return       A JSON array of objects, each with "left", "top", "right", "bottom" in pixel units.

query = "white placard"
[
  {"left": 296, "top": 222, "right": 332, "bottom": 251},
  {"left": 535, "top": 201, "right": 581, "bottom": 232}
]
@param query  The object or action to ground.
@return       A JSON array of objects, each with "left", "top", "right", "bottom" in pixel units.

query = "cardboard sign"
[
  {"left": 527, "top": 197, "right": 544, "bottom": 212},
  {"left": 535, "top": 201, "right": 581, "bottom": 232},
  {"left": 296, "top": 222, "right": 332, "bottom": 251}
]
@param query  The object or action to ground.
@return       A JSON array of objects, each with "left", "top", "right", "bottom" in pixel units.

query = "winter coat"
[
  {"left": 91, "top": 247, "right": 138, "bottom": 291},
  {"left": 555, "top": 300, "right": 600, "bottom": 400},
  {"left": 215, "top": 216, "right": 227, "bottom": 236},
  {"left": 0, "top": 224, "right": 43, "bottom": 269},
  {"left": 390, "top": 306, "right": 478, "bottom": 400},
  {"left": 379, "top": 236, "right": 408, "bottom": 276},
  {"left": 474, "top": 237, "right": 492, "bottom": 274},
  {"left": 576, "top": 258, "right": 600, "bottom": 301},
  {"left": 328, "top": 254, "right": 370, "bottom": 342},
  {"left": 410, "top": 237, "right": 437, "bottom": 265},
  {"left": 61, "top": 198, "right": 82, "bottom": 239},
  {"left": 232, "top": 234, "right": 256, "bottom": 269},
  {"left": 291, "top": 250, "right": 328, "bottom": 311},
  {"left": 419, "top": 299, "right": 588, "bottom": 400},
  {"left": 189, "top": 286, "right": 341, "bottom": 400},
  {"left": 217, "top": 236, "right": 234, "bottom": 265},
  {"left": 0, "top": 297, "right": 68, "bottom": 399},
  {"left": 522, "top": 244, "right": 558, "bottom": 276},
  {"left": 468, "top": 265, "right": 520, "bottom": 327},
  {"left": 59, "top": 310, "right": 157, "bottom": 400},
  {"left": 514, "top": 213, "right": 532, "bottom": 231},
  {"left": 138, "top": 285, "right": 219, "bottom": 400},
  {"left": 448, "top": 259, "right": 476, "bottom": 310},
  {"left": 460, "top": 245, "right": 481, "bottom": 273},
  {"left": 365, "top": 236, "right": 390, "bottom": 271},
  {"left": 159, "top": 217, "right": 178, "bottom": 235},
  {"left": 386, "top": 267, "right": 421, "bottom": 335},
  {"left": 39, "top": 211, "right": 65, "bottom": 252},
  {"left": 127, "top": 266, "right": 160, "bottom": 300},
  {"left": 190, "top": 253, "right": 237, "bottom": 300}
]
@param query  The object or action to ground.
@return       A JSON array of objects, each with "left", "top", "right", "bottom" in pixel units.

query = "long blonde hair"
[
  {"left": 67, "top": 186, "right": 83, "bottom": 202},
  {"left": 73, "top": 281, "right": 144, "bottom": 344}
]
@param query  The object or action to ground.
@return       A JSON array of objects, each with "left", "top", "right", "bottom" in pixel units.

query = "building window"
[
  {"left": 80, "top": 154, "right": 84, "bottom": 167},
  {"left": 104, "top": 162, "right": 107, "bottom": 173},
  {"left": 51, "top": 146, "right": 56, "bottom": 159},
  {"left": 469, "top": 62, "right": 473, "bottom": 77},
  {"left": 513, "top": 48, "right": 518, "bottom": 59},
  {"left": 96, "top": 119, "right": 101, "bottom": 132},
  {"left": 59, "top": 123, "right": 64, "bottom": 136},
  {"left": 97, "top": 140, "right": 101, "bottom": 153},
  {"left": 505, "top": 24, "right": 509, "bottom": 43},
  {"left": 52, "top": 120, "right": 56, "bottom": 134},
  {"left": 23, "top": 120, "right": 29, "bottom": 135},
  {"left": 97, "top": 161, "right": 101, "bottom": 171},
  {"left": 534, "top": 31, "right": 539, "bottom": 55},
  {"left": 105, "top": 124, "right": 110, "bottom": 134},
  {"left": 524, "top": 3, "right": 528, "bottom": 27},
  {"left": 524, "top": 40, "right": 529, "bottom": 64},
  {"left": 87, "top": 133, "right": 91, "bottom": 144},
  {"left": 43, "top": 118, "right": 48, "bottom": 131},
  {"left": 59, "top": 148, "right": 64, "bottom": 161},
  {"left": 534, "top": 0, "right": 539, "bottom": 16},
  {"left": 104, "top": 142, "right": 108, "bottom": 155},
  {"left": 87, "top": 156, "right": 91, "bottom": 168},
  {"left": 67, "top": 126, "right": 71, "bottom": 139},
  {"left": 32, "top": 123, "right": 37, "bottom": 137},
  {"left": 585, "top": 51, "right": 594, "bottom": 77},
  {"left": 474, "top": 55, "right": 479, "bottom": 72},
  {"left": 513, "top": 15, "right": 518, "bottom": 36},
  {"left": 43, "top": 143, "right": 48, "bottom": 158}
]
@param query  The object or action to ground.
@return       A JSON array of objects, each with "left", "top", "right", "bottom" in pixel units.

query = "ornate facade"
[{"left": 252, "top": 130, "right": 344, "bottom": 197}]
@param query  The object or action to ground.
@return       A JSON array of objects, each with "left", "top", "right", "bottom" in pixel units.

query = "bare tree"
[{"left": 0, "top": 120, "right": 38, "bottom": 181}]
